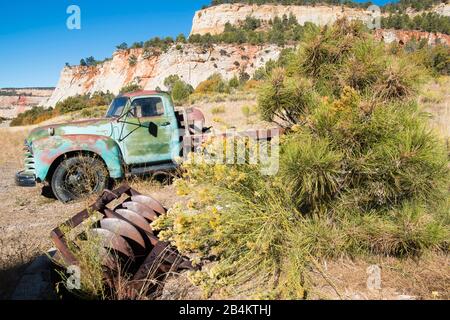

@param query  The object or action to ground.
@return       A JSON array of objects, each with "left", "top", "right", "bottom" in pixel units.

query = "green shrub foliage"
[
  {"left": 153, "top": 20, "right": 449, "bottom": 299},
  {"left": 164, "top": 75, "right": 194, "bottom": 104}
]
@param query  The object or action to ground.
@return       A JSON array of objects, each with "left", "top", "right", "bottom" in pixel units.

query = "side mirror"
[{"left": 148, "top": 122, "right": 158, "bottom": 137}]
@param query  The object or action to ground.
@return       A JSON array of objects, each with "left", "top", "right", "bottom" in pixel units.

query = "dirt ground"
[
  {"left": 0, "top": 164, "right": 80, "bottom": 299},
  {"left": 308, "top": 254, "right": 449, "bottom": 300}
]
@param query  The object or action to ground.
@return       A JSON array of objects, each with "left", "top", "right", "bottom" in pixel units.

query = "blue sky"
[{"left": 0, "top": 0, "right": 396, "bottom": 88}]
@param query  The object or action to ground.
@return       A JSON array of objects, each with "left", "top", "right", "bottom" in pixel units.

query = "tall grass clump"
[
  {"left": 153, "top": 20, "right": 449, "bottom": 299},
  {"left": 55, "top": 218, "right": 111, "bottom": 300}
]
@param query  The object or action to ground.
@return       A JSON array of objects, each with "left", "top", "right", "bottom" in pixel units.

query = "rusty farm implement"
[{"left": 50, "top": 184, "right": 193, "bottom": 298}]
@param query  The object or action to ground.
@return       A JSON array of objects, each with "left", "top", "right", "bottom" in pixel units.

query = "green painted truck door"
[{"left": 119, "top": 96, "right": 173, "bottom": 165}]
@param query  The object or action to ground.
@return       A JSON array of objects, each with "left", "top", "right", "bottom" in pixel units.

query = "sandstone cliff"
[
  {"left": 43, "top": 44, "right": 281, "bottom": 107},
  {"left": 191, "top": 4, "right": 371, "bottom": 35},
  {"left": 191, "top": 3, "right": 450, "bottom": 36}
]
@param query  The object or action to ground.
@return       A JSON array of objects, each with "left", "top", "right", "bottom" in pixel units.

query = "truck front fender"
[{"left": 32, "top": 134, "right": 124, "bottom": 181}]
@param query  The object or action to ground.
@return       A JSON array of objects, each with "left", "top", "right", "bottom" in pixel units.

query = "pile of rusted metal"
[{"left": 51, "top": 184, "right": 193, "bottom": 299}]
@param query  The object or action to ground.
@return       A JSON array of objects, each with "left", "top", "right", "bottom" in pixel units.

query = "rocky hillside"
[
  {"left": 191, "top": 4, "right": 372, "bottom": 35},
  {"left": 190, "top": 3, "right": 450, "bottom": 35},
  {"left": 44, "top": 44, "right": 280, "bottom": 107},
  {"left": 375, "top": 29, "right": 450, "bottom": 45},
  {"left": 42, "top": 3, "right": 450, "bottom": 108},
  {"left": 0, "top": 88, "right": 53, "bottom": 119}
]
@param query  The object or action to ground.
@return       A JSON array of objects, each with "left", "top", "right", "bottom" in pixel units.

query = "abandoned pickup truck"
[{"left": 15, "top": 90, "right": 207, "bottom": 202}]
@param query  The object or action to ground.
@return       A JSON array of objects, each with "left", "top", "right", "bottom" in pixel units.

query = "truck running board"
[{"left": 127, "top": 162, "right": 178, "bottom": 177}]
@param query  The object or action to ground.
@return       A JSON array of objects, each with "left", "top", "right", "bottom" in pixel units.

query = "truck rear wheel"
[{"left": 51, "top": 155, "right": 109, "bottom": 203}]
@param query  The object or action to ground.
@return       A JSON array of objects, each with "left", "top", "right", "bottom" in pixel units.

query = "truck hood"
[{"left": 27, "top": 118, "right": 114, "bottom": 144}]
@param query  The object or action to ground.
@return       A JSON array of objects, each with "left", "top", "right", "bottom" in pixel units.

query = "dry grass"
[
  {"left": 0, "top": 179, "right": 85, "bottom": 298},
  {"left": 188, "top": 91, "right": 256, "bottom": 105},
  {"left": 188, "top": 98, "right": 271, "bottom": 132},
  {"left": 308, "top": 253, "right": 450, "bottom": 300},
  {"left": 421, "top": 76, "right": 450, "bottom": 141},
  {"left": 0, "top": 128, "right": 31, "bottom": 167}
]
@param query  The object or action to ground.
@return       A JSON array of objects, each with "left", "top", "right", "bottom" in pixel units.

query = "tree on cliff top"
[
  {"left": 208, "top": 0, "right": 445, "bottom": 11},
  {"left": 116, "top": 42, "right": 128, "bottom": 50}
]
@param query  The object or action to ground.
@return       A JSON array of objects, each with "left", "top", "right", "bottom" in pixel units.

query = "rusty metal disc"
[
  {"left": 122, "top": 201, "right": 158, "bottom": 222},
  {"left": 100, "top": 218, "right": 146, "bottom": 249},
  {"left": 98, "top": 246, "right": 119, "bottom": 271},
  {"left": 131, "top": 195, "right": 166, "bottom": 216},
  {"left": 51, "top": 184, "right": 195, "bottom": 298},
  {"left": 88, "top": 228, "right": 134, "bottom": 260},
  {"left": 114, "top": 209, "right": 153, "bottom": 234}
]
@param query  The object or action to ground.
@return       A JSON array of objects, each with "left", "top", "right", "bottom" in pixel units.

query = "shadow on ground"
[
  {"left": 0, "top": 262, "right": 29, "bottom": 299},
  {"left": 0, "top": 252, "right": 57, "bottom": 300}
]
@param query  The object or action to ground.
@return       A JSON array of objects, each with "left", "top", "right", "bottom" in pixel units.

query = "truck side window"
[{"left": 130, "top": 97, "right": 165, "bottom": 118}]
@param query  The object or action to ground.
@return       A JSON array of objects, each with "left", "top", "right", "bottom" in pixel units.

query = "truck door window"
[
  {"left": 106, "top": 97, "right": 129, "bottom": 118},
  {"left": 130, "top": 97, "right": 165, "bottom": 118}
]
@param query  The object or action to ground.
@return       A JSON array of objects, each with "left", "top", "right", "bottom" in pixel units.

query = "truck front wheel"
[{"left": 51, "top": 155, "right": 109, "bottom": 203}]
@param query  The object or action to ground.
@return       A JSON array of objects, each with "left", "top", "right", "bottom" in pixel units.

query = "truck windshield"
[{"left": 106, "top": 97, "right": 129, "bottom": 118}]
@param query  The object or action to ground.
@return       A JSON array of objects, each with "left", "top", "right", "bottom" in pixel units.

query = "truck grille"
[{"left": 23, "top": 141, "right": 36, "bottom": 175}]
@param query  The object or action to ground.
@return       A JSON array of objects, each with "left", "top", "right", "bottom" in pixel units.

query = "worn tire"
[{"left": 51, "top": 155, "right": 109, "bottom": 203}]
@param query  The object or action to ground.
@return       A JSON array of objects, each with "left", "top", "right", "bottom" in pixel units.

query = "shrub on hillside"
[
  {"left": 425, "top": 45, "right": 450, "bottom": 75},
  {"left": 10, "top": 107, "right": 54, "bottom": 126},
  {"left": 163, "top": 75, "right": 194, "bottom": 104},
  {"left": 408, "top": 43, "right": 450, "bottom": 76},
  {"left": 54, "top": 95, "right": 89, "bottom": 114},
  {"left": 228, "top": 76, "right": 240, "bottom": 89},
  {"left": 144, "top": 36, "right": 174, "bottom": 53},
  {"left": 189, "top": 14, "right": 316, "bottom": 46},
  {"left": 172, "top": 81, "right": 194, "bottom": 104},
  {"left": 164, "top": 75, "right": 182, "bottom": 91},
  {"left": 381, "top": 12, "right": 450, "bottom": 35},
  {"left": 11, "top": 91, "right": 114, "bottom": 126},
  {"left": 54, "top": 91, "right": 114, "bottom": 114},
  {"left": 243, "top": 79, "right": 260, "bottom": 90},
  {"left": 87, "top": 91, "right": 115, "bottom": 107},
  {"left": 119, "top": 83, "right": 143, "bottom": 94},
  {"left": 194, "top": 73, "right": 230, "bottom": 94}
]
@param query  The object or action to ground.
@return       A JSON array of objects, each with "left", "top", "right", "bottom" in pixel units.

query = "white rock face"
[
  {"left": 191, "top": 3, "right": 450, "bottom": 35},
  {"left": 191, "top": 4, "right": 373, "bottom": 35},
  {"left": 43, "top": 44, "right": 281, "bottom": 107},
  {"left": 432, "top": 3, "right": 450, "bottom": 16}
]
